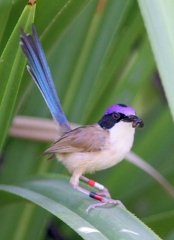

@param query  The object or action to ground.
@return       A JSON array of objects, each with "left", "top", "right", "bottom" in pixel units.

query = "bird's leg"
[
  {"left": 73, "top": 184, "right": 125, "bottom": 214},
  {"left": 70, "top": 170, "right": 124, "bottom": 214},
  {"left": 80, "top": 175, "right": 111, "bottom": 198}
]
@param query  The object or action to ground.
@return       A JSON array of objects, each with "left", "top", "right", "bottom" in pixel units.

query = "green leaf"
[
  {"left": 0, "top": 2, "right": 36, "bottom": 150},
  {"left": 0, "top": 0, "right": 12, "bottom": 45},
  {"left": 37, "top": 0, "right": 92, "bottom": 51},
  {"left": 0, "top": 174, "right": 161, "bottom": 240},
  {"left": 137, "top": 0, "right": 174, "bottom": 120}
]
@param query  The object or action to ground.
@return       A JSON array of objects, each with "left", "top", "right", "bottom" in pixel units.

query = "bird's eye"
[{"left": 112, "top": 112, "right": 120, "bottom": 119}]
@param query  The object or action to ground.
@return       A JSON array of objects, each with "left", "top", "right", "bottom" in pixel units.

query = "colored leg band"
[
  {"left": 89, "top": 192, "right": 103, "bottom": 201},
  {"left": 88, "top": 179, "right": 105, "bottom": 191}
]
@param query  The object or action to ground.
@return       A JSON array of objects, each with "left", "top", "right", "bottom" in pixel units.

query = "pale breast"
[
  {"left": 56, "top": 122, "right": 135, "bottom": 174},
  {"left": 108, "top": 121, "right": 135, "bottom": 161}
]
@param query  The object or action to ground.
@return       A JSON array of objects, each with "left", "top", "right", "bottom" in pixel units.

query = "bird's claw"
[
  {"left": 96, "top": 188, "right": 111, "bottom": 198},
  {"left": 86, "top": 198, "right": 125, "bottom": 214}
]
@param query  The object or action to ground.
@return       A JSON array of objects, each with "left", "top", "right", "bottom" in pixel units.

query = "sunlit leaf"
[
  {"left": 0, "top": 174, "right": 161, "bottom": 240},
  {"left": 137, "top": 0, "right": 174, "bottom": 120}
]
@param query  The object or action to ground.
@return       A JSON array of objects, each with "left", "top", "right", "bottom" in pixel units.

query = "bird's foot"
[
  {"left": 95, "top": 188, "right": 111, "bottom": 198},
  {"left": 86, "top": 198, "right": 125, "bottom": 214}
]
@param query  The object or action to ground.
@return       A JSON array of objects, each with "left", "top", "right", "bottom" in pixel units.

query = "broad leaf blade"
[
  {"left": 137, "top": 0, "right": 174, "bottom": 120},
  {"left": 0, "top": 174, "right": 161, "bottom": 240}
]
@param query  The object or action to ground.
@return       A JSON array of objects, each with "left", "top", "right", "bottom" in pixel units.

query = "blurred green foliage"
[{"left": 0, "top": 0, "right": 173, "bottom": 239}]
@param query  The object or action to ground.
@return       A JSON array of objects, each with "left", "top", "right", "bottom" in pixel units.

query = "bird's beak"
[{"left": 122, "top": 115, "right": 144, "bottom": 128}]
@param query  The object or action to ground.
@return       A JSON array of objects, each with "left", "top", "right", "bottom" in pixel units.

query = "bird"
[{"left": 20, "top": 24, "right": 144, "bottom": 213}]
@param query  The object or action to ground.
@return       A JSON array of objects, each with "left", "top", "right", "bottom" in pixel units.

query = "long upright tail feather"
[{"left": 20, "top": 24, "right": 71, "bottom": 133}]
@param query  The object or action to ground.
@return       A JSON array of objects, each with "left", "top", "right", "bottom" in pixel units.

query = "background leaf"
[
  {"left": 0, "top": 2, "right": 36, "bottom": 149},
  {"left": 137, "top": 0, "right": 174, "bottom": 120}
]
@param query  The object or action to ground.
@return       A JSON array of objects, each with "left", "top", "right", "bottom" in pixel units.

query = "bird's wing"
[{"left": 43, "top": 125, "right": 109, "bottom": 154}]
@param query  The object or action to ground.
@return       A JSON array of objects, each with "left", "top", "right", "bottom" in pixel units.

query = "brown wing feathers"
[{"left": 43, "top": 125, "right": 108, "bottom": 155}]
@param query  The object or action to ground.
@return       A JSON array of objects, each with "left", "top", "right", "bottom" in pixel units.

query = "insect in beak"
[{"left": 122, "top": 115, "right": 144, "bottom": 128}]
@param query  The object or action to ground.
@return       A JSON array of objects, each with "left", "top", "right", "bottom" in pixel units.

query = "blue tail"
[{"left": 20, "top": 24, "right": 70, "bottom": 133}]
